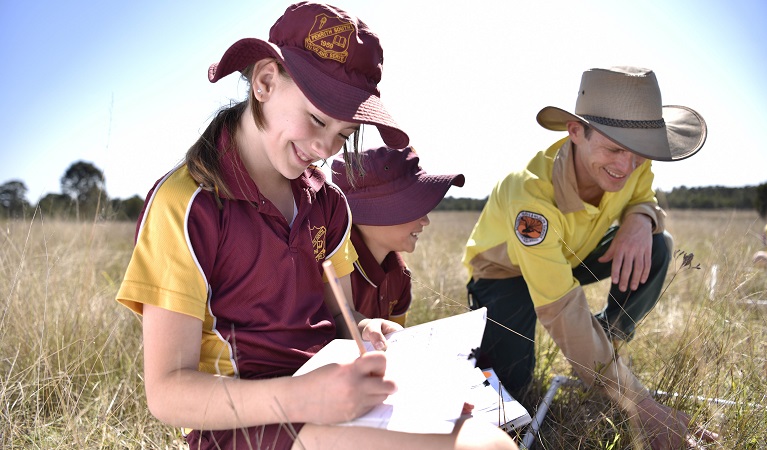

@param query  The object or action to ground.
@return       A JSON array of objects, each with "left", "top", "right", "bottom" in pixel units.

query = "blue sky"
[{"left": 1, "top": 0, "right": 766, "bottom": 202}]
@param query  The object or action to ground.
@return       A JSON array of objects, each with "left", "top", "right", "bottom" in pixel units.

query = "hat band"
[{"left": 582, "top": 114, "right": 666, "bottom": 129}]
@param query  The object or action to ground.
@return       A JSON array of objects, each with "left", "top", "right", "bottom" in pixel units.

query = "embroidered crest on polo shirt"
[
  {"left": 311, "top": 225, "right": 327, "bottom": 261},
  {"left": 305, "top": 13, "right": 354, "bottom": 63},
  {"left": 515, "top": 211, "right": 548, "bottom": 246},
  {"left": 388, "top": 300, "right": 398, "bottom": 316}
]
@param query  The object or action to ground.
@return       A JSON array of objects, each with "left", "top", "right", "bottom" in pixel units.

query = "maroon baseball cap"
[
  {"left": 332, "top": 147, "right": 465, "bottom": 226},
  {"left": 207, "top": 2, "right": 409, "bottom": 149}
]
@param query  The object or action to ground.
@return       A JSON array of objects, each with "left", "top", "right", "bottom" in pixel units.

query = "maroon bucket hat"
[
  {"left": 332, "top": 147, "right": 465, "bottom": 226},
  {"left": 207, "top": 2, "right": 409, "bottom": 149}
]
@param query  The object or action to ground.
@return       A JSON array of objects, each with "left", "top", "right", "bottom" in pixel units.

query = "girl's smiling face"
[{"left": 249, "top": 61, "right": 359, "bottom": 180}]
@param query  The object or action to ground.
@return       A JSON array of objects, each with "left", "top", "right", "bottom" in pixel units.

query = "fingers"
[
  {"left": 354, "top": 352, "right": 397, "bottom": 395},
  {"left": 612, "top": 253, "right": 634, "bottom": 292},
  {"left": 298, "top": 354, "right": 398, "bottom": 424},
  {"left": 628, "top": 250, "right": 650, "bottom": 291},
  {"left": 610, "top": 251, "right": 634, "bottom": 292},
  {"left": 361, "top": 318, "right": 402, "bottom": 351},
  {"left": 685, "top": 435, "right": 701, "bottom": 449},
  {"left": 637, "top": 399, "right": 721, "bottom": 449},
  {"left": 341, "top": 353, "right": 396, "bottom": 419},
  {"left": 352, "top": 355, "right": 396, "bottom": 411},
  {"left": 691, "top": 425, "right": 720, "bottom": 443},
  {"left": 354, "top": 351, "right": 388, "bottom": 379},
  {"left": 379, "top": 319, "right": 404, "bottom": 335},
  {"left": 603, "top": 242, "right": 635, "bottom": 292},
  {"left": 600, "top": 219, "right": 654, "bottom": 291},
  {"left": 361, "top": 319, "right": 387, "bottom": 351},
  {"left": 597, "top": 244, "right": 614, "bottom": 264},
  {"left": 684, "top": 427, "right": 720, "bottom": 449},
  {"left": 609, "top": 245, "right": 651, "bottom": 292},
  {"left": 368, "top": 332, "right": 387, "bottom": 351}
]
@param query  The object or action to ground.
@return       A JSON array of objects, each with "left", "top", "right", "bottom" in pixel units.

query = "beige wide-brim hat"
[{"left": 537, "top": 66, "right": 707, "bottom": 161}]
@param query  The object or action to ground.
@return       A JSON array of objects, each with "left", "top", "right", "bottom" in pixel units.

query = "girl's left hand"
[{"left": 359, "top": 318, "right": 403, "bottom": 351}]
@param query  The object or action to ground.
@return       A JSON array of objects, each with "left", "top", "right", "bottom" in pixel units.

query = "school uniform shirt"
[
  {"left": 349, "top": 226, "right": 412, "bottom": 321},
  {"left": 116, "top": 142, "right": 357, "bottom": 381},
  {"left": 462, "top": 137, "right": 665, "bottom": 410}
]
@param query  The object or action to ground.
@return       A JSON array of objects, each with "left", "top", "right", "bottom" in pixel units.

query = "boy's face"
[
  {"left": 570, "top": 123, "right": 647, "bottom": 195},
  {"left": 358, "top": 215, "right": 431, "bottom": 255}
]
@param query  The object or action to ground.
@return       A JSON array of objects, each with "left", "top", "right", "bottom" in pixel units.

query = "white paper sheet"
[{"left": 293, "top": 308, "right": 488, "bottom": 433}]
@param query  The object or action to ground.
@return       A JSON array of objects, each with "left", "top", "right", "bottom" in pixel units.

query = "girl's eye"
[
  {"left": 310, "top": 114, "right": 325, "bottom": 127},
  {"left": 339, "top": 133, "right": 350, "bottom": 141}
]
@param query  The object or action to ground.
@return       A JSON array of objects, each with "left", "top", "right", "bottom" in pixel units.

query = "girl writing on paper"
[{"left": 115, "top": 3, "right": 517, "bottom": 449}]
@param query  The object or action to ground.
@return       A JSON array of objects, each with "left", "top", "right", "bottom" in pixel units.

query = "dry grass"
[
  {"left": 0, "top": 215, "right": 183, "bottom": 448},
  {"left": 1, "top": 209, "right": 765, "bottom": 448}
]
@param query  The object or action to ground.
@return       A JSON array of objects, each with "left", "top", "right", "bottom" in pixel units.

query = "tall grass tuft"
[{"left": 0, "top": 214, "right": 181, "bottom": 449}]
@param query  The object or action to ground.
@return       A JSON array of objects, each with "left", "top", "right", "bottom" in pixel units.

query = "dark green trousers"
[{"left": 467, "top": 227, "right": 672, "bottom": 394}]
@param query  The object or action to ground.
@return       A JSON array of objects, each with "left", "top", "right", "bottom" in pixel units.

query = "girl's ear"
[{"left": 251, "top": 59, "right": 278, "bottom": 101}]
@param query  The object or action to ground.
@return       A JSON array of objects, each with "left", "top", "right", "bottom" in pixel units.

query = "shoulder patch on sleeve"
[{"left": 515, "top": 211, "right": 548, "bottom": 246}]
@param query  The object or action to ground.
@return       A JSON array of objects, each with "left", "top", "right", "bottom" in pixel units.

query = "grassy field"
[{"left": 1, "top": 210, "right": 765, "bottom": 448}]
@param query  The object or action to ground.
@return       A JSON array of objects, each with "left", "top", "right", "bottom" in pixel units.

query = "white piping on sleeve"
[{"left": 184, "top": 186, "right": 239, "bottom": 377}]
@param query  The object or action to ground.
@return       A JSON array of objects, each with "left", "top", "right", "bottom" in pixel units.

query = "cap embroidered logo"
[
  {"left": 305, "top": 13, "right": 353, "bottom": 63},
  {"left": 207, "top": 2, "right": 410, "bottom": 148}
]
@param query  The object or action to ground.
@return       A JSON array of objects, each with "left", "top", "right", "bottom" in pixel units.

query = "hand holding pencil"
[
  {"left": 323, "top": 260, "right": 367, "bottom": 354},
  {"left": 322, "top": 261, "right": 401, "bottom": 352}
]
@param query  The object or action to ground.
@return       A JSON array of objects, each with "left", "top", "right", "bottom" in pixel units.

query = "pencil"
[{"left": 322, "top": 260, "right": 367, "bottom": 355}]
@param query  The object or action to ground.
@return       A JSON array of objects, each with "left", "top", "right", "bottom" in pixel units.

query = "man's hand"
[
  {"left": 598, "top": 213, "right": 653, "bottom": 292},
  {"left": 635, "top": 397, "right": 719, "bottom": 449}
]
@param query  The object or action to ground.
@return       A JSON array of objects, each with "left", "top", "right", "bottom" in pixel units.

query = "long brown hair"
[{"left": 185, "top": 60, "right": 363, "bottom": 208}]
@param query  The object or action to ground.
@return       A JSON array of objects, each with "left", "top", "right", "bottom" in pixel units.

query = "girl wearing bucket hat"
[
  {"left": 464, "top": 67, "right": 718, "bottom": 448},
  {"left": 331, "top": 147, "right": 465, "bottom": 325},
  {"left": 116, "top": 3, "right": 516, "bottom": 450}
]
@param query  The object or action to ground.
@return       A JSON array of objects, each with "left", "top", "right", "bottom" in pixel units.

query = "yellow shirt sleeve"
[{"left": 116, "top": 166, "right": 209, "bottom": 320}]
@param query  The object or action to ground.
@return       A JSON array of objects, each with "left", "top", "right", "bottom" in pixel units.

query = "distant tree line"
[
  {"left": 0, "top": 160, "right": 144, "bottom": 222},
  {"left": 3, "top": 162, "right": 767, "bottom": 221},
  {"left": 435, "top": 196, "right": 488, "bottom": 211},
  {"left": 436, "top": 184, "right": 767, "bottom": 219},
  {"left": 655, "top": 185, "right": 759, "bottom": 210}
]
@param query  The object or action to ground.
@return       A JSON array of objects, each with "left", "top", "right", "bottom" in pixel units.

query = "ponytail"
[{"left": 185, "top": 101, "right": 246, "bottom": 208}]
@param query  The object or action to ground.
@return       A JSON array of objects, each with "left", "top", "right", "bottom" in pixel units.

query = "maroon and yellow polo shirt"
[
  {"left": 349, "top": 226, "right": 412, "bottom": 323},
  {"left": 116, "top": 144, "right": 356, "bottom": 381}
]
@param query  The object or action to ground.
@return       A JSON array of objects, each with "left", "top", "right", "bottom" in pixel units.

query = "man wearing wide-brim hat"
[{"left": 463, "top": 66, "right": 718, "bottom": 448}]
